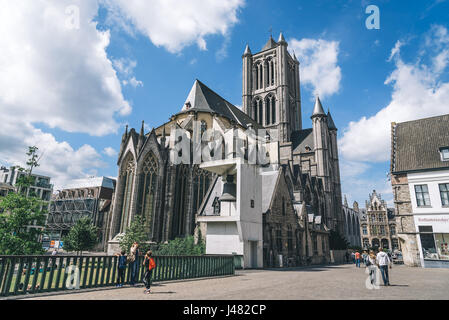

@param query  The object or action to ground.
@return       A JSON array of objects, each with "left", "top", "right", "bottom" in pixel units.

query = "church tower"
[{"left": 242, "top": 33, "right": 302, "bottom": 142}]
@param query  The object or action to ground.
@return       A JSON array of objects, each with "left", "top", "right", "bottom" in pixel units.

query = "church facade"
[{"left": 107, "top": 34, "right": 345, "bottom": 268}]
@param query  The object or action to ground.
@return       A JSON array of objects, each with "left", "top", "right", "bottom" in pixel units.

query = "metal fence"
[{"left": 0, "top": 255, "right": 235, "bottom": 297}]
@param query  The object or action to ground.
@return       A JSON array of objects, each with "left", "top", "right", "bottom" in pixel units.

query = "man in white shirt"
[{"left": 376, "top": 248, "right": 392, "bottom": 286}]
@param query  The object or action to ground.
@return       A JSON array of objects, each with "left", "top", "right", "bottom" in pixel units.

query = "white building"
[
  {"left": 197, "top": 158, "right": 265, "bottom": 269},
  {"left": 391, "top": 114, "right": 449, "bottom": 268},
  {"left": 0, "top": 166, "right": 53, "bottom": 202}
]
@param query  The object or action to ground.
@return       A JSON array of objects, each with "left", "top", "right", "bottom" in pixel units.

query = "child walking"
[
  {"left": 143, "top": 250, "right": 156, "bottom": 294},
  {"left": 116, "top": 250, "right": 127, "bottom": 287}
]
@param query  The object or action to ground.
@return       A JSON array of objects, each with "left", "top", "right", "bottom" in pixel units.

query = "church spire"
[
  {"left": 137, "top": 121, "right": 145, "bottom": 151},
  {"left": 312, "top": 96, "right": 326, "bottom": 118},
  {"left": 278, "top": 32, "right": 286, "bottom": 44},
  {"left": 243, "top": 44, "right": 252, "bottom": 56}
]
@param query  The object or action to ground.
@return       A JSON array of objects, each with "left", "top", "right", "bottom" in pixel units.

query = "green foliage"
[
  {"left": 329, "top": 230, "right": 350, "bottom": 250},
  {"left": 118, "top": 216, "right": 150, "bottom": 254},
  {"left": 0, "top": 146, "right": 47, "bottom": 255},
  {"left": 154, "top": 236, "right": 205, "bottom": 256},
  {"left": 0, "top": 192, "right": 46, "bottom": 255},
  {"left": 62, "top": 217, "right": 99, "bottom": 255}
]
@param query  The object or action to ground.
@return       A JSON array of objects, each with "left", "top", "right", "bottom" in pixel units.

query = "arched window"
[
  {"left": 253, "top": 97, "right": 263, "bottom": 124},
  {"left": 120, "top": 153, "right": 135, "bottom": 233},
  {"left": 138, "top": 152, "right": 158, "bottom": 235},
  {"left": 192, "top": 167, "right": 212, "bottom": 229},
  {"left": 258, "top": 63, "right": 263, "bottom": 89},
  {"left": 265, "top": 99, "right": 270, "bottom": 125},
  {"left": 265, "top": 95, "right": 276, "bottom": 125},
  {"left": 172, "top": 165, "right": 189, "bottom": 238},
  {"left": 271, "top": 60, "right": 275, "bottom": 86}
]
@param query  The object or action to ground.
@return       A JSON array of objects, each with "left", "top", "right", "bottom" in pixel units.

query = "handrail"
[{"left": 0, "top": 255, "right": 235, "bottom": 297}]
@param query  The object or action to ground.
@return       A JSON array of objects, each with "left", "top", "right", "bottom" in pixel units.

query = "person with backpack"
[
  {"left": 116, "top": 250, "right": 127, "bottom": 288},
  {"left": 143, "top": 250, "right": 156, "bottom": 294},
  {"left": 365, "top": 250, "right": 378, "bottom": 286}
]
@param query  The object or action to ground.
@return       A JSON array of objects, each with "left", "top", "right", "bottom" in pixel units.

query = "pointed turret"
[
  {"left": 137, "top": 121, "right": 145, "bottom": 151},
  {"left": 278, "top": 32, "right": 286, "bottom": 44},
  {"left": 243, "top": 44, "right": 252, "bottom": 56},
  {"left": 327, "top": 111, "right": 337, "bottom": 131},
  {"left": 160, "top": 125, "right": 167, "bottom": 148},
  {"left": 311, "top": 96, "right": 326, "bottom": 118},
  {"left": 344, "top": 195, "right": 348, "bottom": 207}
]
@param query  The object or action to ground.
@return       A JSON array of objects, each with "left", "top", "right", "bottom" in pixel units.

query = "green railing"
[{"left": 0, "top": 255, "right": 234, "bottom": 297}]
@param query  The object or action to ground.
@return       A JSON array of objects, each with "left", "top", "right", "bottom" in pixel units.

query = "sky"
[{"left": 1, "top": 0, "right": 449, "bottom": 208}]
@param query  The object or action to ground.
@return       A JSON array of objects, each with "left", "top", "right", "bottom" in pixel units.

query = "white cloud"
[
  {"left": 102, "top": 0, "right": 245, "bottom": 53},
  {"left": 289, "top": 38, "right": 341, "bottom": 98},
  {"left": 340, "top": 25, "right": 449, "bottom": 163},
  {"left": 0, "top": 116, "right": 104, "bottom": 191},
  {"left": 0, "top": 0, "right": 131, "bottom": 190},
  {"left": 0, "top": 0, "right": 131, "bottom": 137},
  {"left": 103, "top": 147, "right": 118, "bottom": 157},
  {"left": 113, "top": 58, "right": 143, "bottom": 87}
]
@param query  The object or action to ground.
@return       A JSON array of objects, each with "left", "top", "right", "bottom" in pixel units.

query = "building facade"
[
  {"left": 391, "top": 114, "right": 449, "bottom": 268},
  {"left": 0, "top": 166, "right": 53, "bottom": 202},
  {"left": 358, "top": 191, "right": 399, "bottom": 251},
  {"left": 45, "top": 177, "right": 116, "bottom": 251},
  {"left": 342, "top": 197, "right": 361, "bottom": 247},
  {"left": 107, "top": 34, "right": 344, "bottom": 267}
]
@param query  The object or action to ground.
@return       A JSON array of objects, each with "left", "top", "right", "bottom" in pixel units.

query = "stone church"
[{"left": 107, "top": 34, "right": 344, "bottom": 267}]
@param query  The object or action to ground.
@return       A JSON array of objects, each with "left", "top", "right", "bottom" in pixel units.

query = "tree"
[
  {"left": 329, "top": 230, "right": 350, "bottom": 250},
  {"left": 118, "top": 216, "right": 151, "bottom": 254},
  {"left": 0, "top": 193, "right": 46, "bottom": 255},
  {"left": 62, "top": 217, "right": 99, "bottom": 255},
  {"left": 0, "top": 146, "right": 46, "bottom": 255},
  {"left": 154, "top": 236, "right": 205, "bottom": 256}
]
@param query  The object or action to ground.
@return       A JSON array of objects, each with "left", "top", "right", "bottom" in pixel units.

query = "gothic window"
[
  {"left": 270, "top": 59, "right": 275, "bottom": 86},
  {"left": 390, "top": 225, "right": 396, "bottom": 235},
  {"left": 259, "top": 63, "right": 263, "bottom": 89},
  {"left": 265, "top": 94, "right": 276, "bottom": 125},
  {"left": 200, "top": 121, "right": 207, "bottom": 137},
  {"left": 193, "top": 167, "right": 212, "bottom": 219},
  {"left": 172, "top": 165, "right": 189, "bottom": 238},
  {"left": 120, "top": 153, "right": 135, "bottom": 233},
  {"left": 138, "top": 152, "right": 158, "bottom": 235},
  {"left": 212, "top": 197, "right": 220, "bottom": 216},
  {"left": 276, "top": 227, "right": 282, "bottom": 252},
  {"left": 287, "top": 226, "right": 293, "bottom": 253},
  {"left": 265, "top": 99, "right": 270, "bottom": 125},
  {"left": 253, "top": 97, "right": 263, "bottom": 124}
]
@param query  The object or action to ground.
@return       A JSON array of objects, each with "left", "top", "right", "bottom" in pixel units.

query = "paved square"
[{"left": 22, "top": 264, "right": 449, "bottom": 300}]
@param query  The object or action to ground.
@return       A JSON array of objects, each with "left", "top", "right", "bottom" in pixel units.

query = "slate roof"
[
  {"left": 291, "top": 129, "right": 314, "bottom": 154},
  {"left": 178, "top": 80, "right": 263, "bottom": 130},
  {"left": 391, "top": 114, "right": 449, "bottom": 173},
  {"left": 262, "top": 36, "right": 278, "bottom": 51}
]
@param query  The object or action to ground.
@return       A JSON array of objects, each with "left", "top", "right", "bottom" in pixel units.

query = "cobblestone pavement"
[{"left": 22, "top": 264, "right": 449, "bottom": 300}]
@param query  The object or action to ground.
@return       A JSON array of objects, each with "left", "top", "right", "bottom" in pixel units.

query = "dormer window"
[{"left": 440, "top": 147, "right": 449, "bottom": 161}]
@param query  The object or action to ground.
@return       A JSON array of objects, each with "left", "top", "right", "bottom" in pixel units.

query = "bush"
[{"left": 153, "top": 236, "right": 205, "bottom": 256}]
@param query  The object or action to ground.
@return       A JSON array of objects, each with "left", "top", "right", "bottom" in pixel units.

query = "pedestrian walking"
[
  {"left": 351, "top": 251, "right": 355, "bottom": 264},
  {"left": 143, "top": 250, "right": 156, "bottom": 294},
  {"left": 362, "top": 251, "right": 368, "bottom": 266},
  {"left": 129, "top": 242, "right": 140, "bottom": 286},
  {"left": 376, "top": 248, "right": 392, "bottom": 286},
  {"left": 365, "top": 250, "right": 378, "bottom": 285},
  {"left": 355, "top": 251, "right": 361, "bottom": 268},
  {"left": 116, "top": 250, "right": 127, "bottom": 287}
]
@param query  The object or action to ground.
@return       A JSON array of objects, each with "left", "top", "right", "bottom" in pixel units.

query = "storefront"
[{"left": 415, "top": 215, "right": 449, "bottom": 268}]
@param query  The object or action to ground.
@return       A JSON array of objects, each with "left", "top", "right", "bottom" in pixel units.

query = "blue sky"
[{"left": 1, "top": 0, "right": 449, "bottom": 207}]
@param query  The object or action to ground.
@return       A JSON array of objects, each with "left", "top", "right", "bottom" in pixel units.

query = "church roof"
[
  {"left": 179, "top": 80, "right": 262, "bottom": 129},
  {"left": 262, "top": 36, "right": 278, "bottom": 51},
  {"left": 327, "top": 111, "right": 337, "bottom": 130},
  {"left": 391, "top": 114, "right": 449, "bottom": 173},
  {"left": 291, "top": 129, "right": 314, "bottom": 154},
  {"left": 312, "top": 96, "right": 326, "bottom": 117}
]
